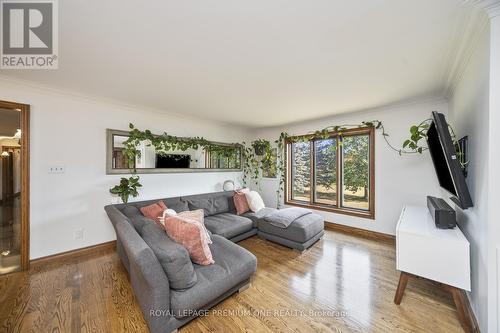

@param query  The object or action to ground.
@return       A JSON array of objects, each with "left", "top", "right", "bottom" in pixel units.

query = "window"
[{"left": 286, "top": 127, "right": 375, "bottom": 219}]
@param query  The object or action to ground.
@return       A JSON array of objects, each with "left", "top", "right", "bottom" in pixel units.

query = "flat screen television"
[
  {"left": 155, "top": 154, "right": 190, "bottom": 168},
  {"left": 426, "top": 111, "right": 473, "bottom": 209}
]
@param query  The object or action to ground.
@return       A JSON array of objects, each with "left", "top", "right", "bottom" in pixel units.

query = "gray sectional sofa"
[{"left": 105, "top": 190, "right": 324, "bottom": 333}]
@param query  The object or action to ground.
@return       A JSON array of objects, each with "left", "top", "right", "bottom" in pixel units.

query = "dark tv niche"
[
  {"left": 426, "top": 111, "right": 473, "bottom": 209},
  {"left": 155, "top": 154, "right": 190, "bottom": 168}
]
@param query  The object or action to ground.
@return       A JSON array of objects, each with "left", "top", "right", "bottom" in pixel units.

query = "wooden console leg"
[
  {"left": 449, "top": 287, "right": 474, "bottom": 333},
  {"left": 394, "top": 272, "right": 409, "bottom": 305}
]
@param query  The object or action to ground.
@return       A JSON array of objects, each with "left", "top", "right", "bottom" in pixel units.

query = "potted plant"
[
  {"left": 251, "top": 139, "right": 271, "bottom": 156},
  {"left": 109, "top": 175, "right": 142, "bottom": 203}
]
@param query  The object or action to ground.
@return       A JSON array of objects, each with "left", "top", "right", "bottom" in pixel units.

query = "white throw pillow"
[
  {"left": 244, "top": 191, "right": 265, "bottom": 212},
  {"left": 159, "top": 209, "right": 177, "bottom": 226}
]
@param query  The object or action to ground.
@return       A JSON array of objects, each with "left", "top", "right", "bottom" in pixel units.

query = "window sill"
[{"left": 284, "top": 200, "right": 375, "bottom": 220}]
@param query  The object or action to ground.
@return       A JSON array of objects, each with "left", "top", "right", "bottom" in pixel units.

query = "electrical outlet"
[
  {"left": 74, "top": 228, "right": 84, "bottom": 240},
  {"left": 48, "top": 166, "right": 65, "bottom": 174}
]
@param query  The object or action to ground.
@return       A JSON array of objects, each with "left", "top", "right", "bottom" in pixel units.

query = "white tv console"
[{"left": 394, "top": 205, "right": 475, "bottom": 332}]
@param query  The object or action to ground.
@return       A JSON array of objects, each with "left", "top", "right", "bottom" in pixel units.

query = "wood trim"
[
  {"left": 336, "top": 135, "right": 341, "bottom": 207},
  {"left": 369, "top": 124, "right": 376, "bottom": 219},
  {"left": 324, "top": 221, "right": 395, "bottom": 244},
  {"left": 285, "top": 126, "right": 375, "bottom": 219},
  {"left": 461, "top": 291, "right": 481, "bottom": 333},
  {"left": 309, "top": 140, "right": 314, "bottom": 205},
  {"left": 288, "top": 200, "right": 374, "bottom": 219},
  {"left": 30, "top": 240, "right": 117, "bottom": 268},
  {"left": 0, "top": 100, "right": 30, "bottom": 271}
]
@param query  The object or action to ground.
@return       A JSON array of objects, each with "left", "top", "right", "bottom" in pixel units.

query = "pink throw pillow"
[
  {"left": 164, "top": 210, "right": 214, "bottom": 265},
  {"left": 140, "top": 201, "right": 167, "bottom": 228},
  {"left": 177, "top": 210, "right": 212, "bottom": 243},
  {"left": 234, "top": 192, "right": 250, "bottom": 215}
]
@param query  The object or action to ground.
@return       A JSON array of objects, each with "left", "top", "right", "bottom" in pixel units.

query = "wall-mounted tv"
[
  {"left": 155, "top": 154, "right": 190, "bottom": 168},
  {"left": 426, "top": 111, "right": 473, "bottom": 209}
]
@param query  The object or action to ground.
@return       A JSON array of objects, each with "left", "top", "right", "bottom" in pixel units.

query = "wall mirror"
[{"left": 106, "top": 129, "right": 243, "bottom": 174}]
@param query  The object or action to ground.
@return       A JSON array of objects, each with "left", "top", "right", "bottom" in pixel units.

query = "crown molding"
[
  {"left": 443, "top": 9, "right": 489, "bottom": 98},
  {"left": 0, "top": 75, "right": 250, "bottom": 129},
  {"left": 464, "top": 0, "right": 500, "bottom": 18}
]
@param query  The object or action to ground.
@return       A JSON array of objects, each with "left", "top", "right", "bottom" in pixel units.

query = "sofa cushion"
[
  {"left": 204, "top": 213, "right": 253, "bottom": 239},
  {"left": 164, "top": 200, "right": 189, "bottom": 213},
  {"left": 122, "top": 206, "right": 154, "bottom": 235},
  {"left": 186, "top": 195, "right": 230, "bottom": 217},
  {"left": 242, "top": 207, "right": 277, "bottom": 227},
  {"left": 258, "top": 213, "right": 324, "bottom": 243},
  {"left": 170, "top": 235, "right": 257, "bottom": 317},
  {"left": 133, "top": 197, "right": 184, "bottom": 210},
  {"left": 141, "top": 221, "right": 198, "bottom": 290}
]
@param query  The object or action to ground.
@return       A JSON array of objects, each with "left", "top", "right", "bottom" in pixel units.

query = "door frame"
[{"left": 0, "top": 100, "right": 30, "bottom": 271}]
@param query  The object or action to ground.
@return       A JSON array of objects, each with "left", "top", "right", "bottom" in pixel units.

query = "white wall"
[
  {"left": 0, "top": 77, "right": 251, "bottom": 259},
  {"left": 448, "top": 23, "right": 491, "bottom": 331},
  {"left": 251, "top": 97, "right": 447, "bottom": 235}
]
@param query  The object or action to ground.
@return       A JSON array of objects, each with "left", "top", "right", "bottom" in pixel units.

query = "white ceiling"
[{"left": 1, "top": 0, "right": 478, "bottom": 128}]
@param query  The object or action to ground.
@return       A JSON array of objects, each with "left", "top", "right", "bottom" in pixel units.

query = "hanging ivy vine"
[
  {"left": 241, "top": 118, "right": 467, "bottom": 208},
  {"left": 109, "top": 124, "right": 242, "bottom": 202},
  {"left": 110, "top": 116, "right": 466, "bottom": 206},
  {"left": 123, "top": 123, "right": 241, "bottom": 171}
]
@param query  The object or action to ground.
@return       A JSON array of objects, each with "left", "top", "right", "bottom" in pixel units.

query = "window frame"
[{"left": 285, "top": 126, "right": 375, "bottom": 219}]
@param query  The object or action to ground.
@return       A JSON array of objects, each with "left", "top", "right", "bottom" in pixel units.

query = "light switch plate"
[{"left": 48, "top": 166, "right": 65, "bottom": 173}]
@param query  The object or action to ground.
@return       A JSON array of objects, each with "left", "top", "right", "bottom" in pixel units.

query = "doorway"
[{"left": 0, "top": 101, "right": 29, "bottom": 274}]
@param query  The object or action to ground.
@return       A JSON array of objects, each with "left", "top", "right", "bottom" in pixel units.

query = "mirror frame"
[{"left": 106, "top": 129, "right": 244, "bottom": 174}]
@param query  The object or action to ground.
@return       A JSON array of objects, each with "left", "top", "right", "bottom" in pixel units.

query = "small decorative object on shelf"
[{"left": 223, "top": 180, "right": 235, "bottom": 191}]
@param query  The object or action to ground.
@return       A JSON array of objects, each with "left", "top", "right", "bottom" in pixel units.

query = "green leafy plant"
[
  {"left": 402, "top": 118, "right": 468, "bottom": 168},
  {"left": 402, "top": 119, "right": 432, "bottom": 154},
  {"left": 109, "top": 175, "right": 142, "bottom": 203},
  {"left": 123, "top": 123, "right": 241, "bottom": 171},
  {"left": 251, "top": 139, "right": 271, "bottom": 156},
  {"left": 242, "top": 139, "right": 276, "bottom": 190},
  {"left": 110, "top": 124, "right": 242, "bottom": 200},
  {"left": 112, "top": 118, "right": 467, "bottom": 208}
]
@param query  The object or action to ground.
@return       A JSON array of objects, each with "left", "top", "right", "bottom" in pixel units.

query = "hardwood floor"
[{"left": 0, "top": 230, "right": 465, "bottom": 332}]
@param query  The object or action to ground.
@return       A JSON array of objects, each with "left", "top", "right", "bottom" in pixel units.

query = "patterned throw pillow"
[
  {"left": 234, "top": 192, "right": 250, "bottom": 215},
  {"left": 177, "top": 209, "right": 212, "bottom": 244},
  {"left": 140, "top": 201, "right": 167, "bottom": 228},
  {"left": 164, "top": 209, "right": 214, "bottom": 265}
]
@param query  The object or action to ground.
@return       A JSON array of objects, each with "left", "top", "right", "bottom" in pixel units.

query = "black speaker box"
[{"left": 427, "top": 196, "right": 456, "bottom": 229}]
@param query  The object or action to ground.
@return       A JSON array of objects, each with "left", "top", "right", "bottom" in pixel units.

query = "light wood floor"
[{"left": 0, "top": 230, "right": 464, "bottom": 332}]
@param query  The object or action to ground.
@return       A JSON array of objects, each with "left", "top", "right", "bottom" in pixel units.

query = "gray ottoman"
[{"left": 257, "top": 213, "right": 324, "bottom": 251}]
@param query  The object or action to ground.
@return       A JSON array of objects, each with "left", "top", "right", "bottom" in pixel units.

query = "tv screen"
[
  {"left": 426, "top": 112, "right": 473, "bottom": 209},
  {"left": 155, "top": 154, "right": 190, "bottom": 168}
]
